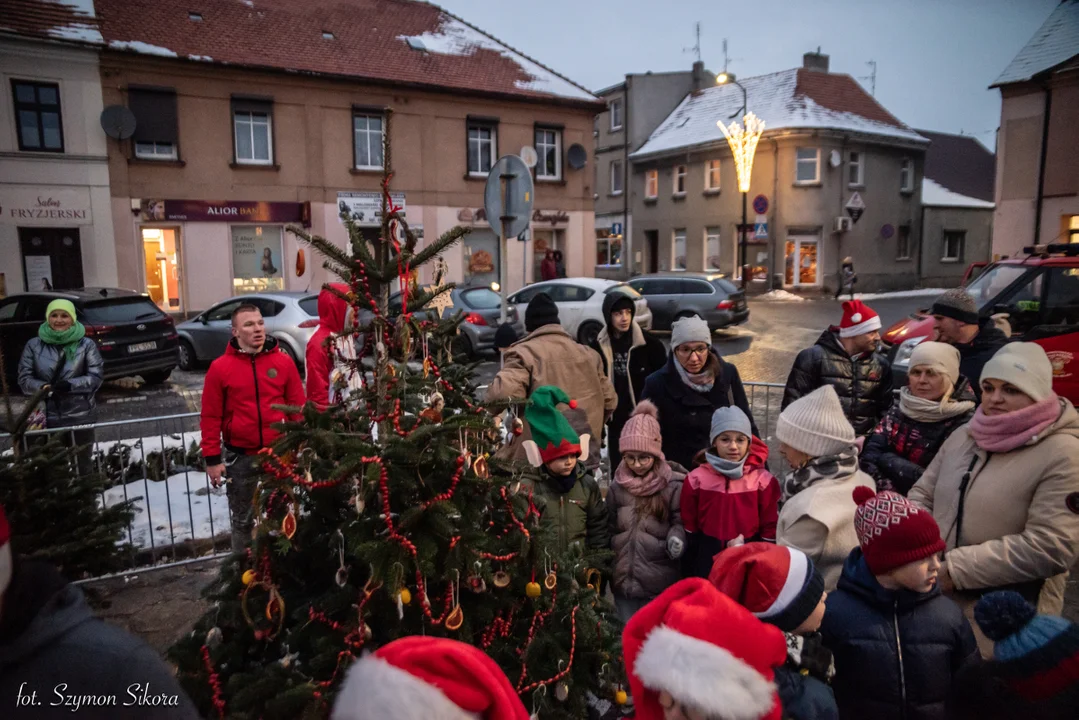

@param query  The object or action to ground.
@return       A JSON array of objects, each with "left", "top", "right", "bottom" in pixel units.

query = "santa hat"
[
  {"left": 523, "top": 385, "right": 581, "bottom": 464},
  {"left": 838, "top": 300, "right": 881, "bottom": 338},
  {"left": 853, "top": 487, "right": 945, "bottom": 575},
  {"left": 331, "top": 637, "right": 529, "bottom": 720},
  {"left": 709, "top": 543, "right": 825, "bottom": 633},
  {"left": 0, "top": 504, "right": 11, "bottom": 601},
  {"left": 623, "top": 578, "right": 786, "bottom": 720}
]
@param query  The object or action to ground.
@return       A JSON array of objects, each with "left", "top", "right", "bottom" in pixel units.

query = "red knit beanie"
[{"left": 853, "top": 487, "right": 945, "bottom": 575}]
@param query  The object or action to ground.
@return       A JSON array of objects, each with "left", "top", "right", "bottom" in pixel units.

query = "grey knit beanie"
[
  {"left": 671, "top": 315, "right": 711, "bottom": 348},
  {"left": 710, "top": 406, "right": 753, "bottom": 443},
  {"left": 931, "top": 288, "right": 978, "bottom": 325},
  {"left": 776, "top": 386, "right": 856, "bottom": 457}
]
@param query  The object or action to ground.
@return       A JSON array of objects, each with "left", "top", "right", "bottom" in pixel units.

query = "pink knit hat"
[{"left": 620, "top": 400, "right": 664, "bottom": 460}]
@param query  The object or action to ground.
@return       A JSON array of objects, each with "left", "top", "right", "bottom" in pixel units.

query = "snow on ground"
[
  {"left": 105, "top": 471, "right": 229, "bottom": 551},
  {"left": 853, "top": 288, "right": 948, "bottom": 301},
  {"left": 761, "top": 290, "right": 808, "bottom": 302}
]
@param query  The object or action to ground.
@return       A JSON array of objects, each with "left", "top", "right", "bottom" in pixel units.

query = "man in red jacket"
[{"left": 201, "top": 303, "right": 304, "bottom": 553}]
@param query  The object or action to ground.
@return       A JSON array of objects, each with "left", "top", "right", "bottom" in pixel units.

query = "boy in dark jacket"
[{"left": 821, "top": 488, "right": 978, "bottom": 720}]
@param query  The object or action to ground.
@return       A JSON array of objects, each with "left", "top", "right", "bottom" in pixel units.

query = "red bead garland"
[
  {"left": 516, "top": 605, "right": 579, "bottom": 694},
  {"left": 200, "top": 645, "right": 226, "bottom": 718}
]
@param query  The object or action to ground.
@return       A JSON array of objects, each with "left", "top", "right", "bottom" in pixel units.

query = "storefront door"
[
  {"left": 784, "top": 236, "right": 819, "bottom": 287},
  {"left": 141, "top": 227, "right": 183, "bottom": 312},
  {"left": 18, "top": 227, "right": 83, "bottom": 290},
  {"left": 464, "top": 230, "right": 500, "bottom": 287},
  {"left": 533, "top": 229, "right": 563, "bottom": 281}
]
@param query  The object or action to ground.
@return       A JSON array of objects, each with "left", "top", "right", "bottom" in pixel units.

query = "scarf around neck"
[
  {"left": 898, "top": 387, "right": 975, "bottom": 423},
  {"left": 968, "top": 395, "right": 1062, "bottom": 453},
  {"left": 38, "top": 322, "right": 86, "bottom": 363},
  {"left": 614, "top": 458, "right": 671, "bottom": 497},
  {"left": 782, "top": 450, "right": 858, "bottom": 502},
  {"left": 543, "top": 464, "right": 580, "bottom": 494},
  {"left": 705, "top": 451, "right": 747, "bottom": 479},
  {"left": 675, "top": 356, "right": 715, "bottom": 393}
]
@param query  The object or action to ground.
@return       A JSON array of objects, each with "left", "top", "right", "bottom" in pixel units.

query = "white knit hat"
[
  {"left": 671, "top": 315, "right": 711, "bottom": 349},
  {"left": 980, "top": 342, "right": 1054, "bottom": 402},
  {"left": 909, "top": 341, "right": 962, "bottom": 386},
  {"left": 776, "top": 386, "right": 856, "bottom": 457}
]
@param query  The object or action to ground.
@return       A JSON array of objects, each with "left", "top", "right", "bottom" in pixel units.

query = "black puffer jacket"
[
  {"left": 860, "top": 402, "right": 973, "bottom": 495},
  {"left": 956, "top": 320, "right": 1010, "bottom": 402},
  {"left": 782, "top": 329, "right": 893, "bottom": 436},
  {"left": 820, "top": 549, "right": 978, "bottom": 720}
]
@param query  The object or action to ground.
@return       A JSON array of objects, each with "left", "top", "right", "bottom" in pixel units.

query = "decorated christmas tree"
[{"left": 169, "top": 110, "right": 628, "bottom": 719}]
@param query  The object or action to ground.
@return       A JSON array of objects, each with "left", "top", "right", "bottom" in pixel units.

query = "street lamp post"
[{"left": 716, "top": 73, "right": 764, "bottom": 290}]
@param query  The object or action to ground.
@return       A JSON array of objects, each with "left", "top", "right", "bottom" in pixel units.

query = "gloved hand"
[
  {"left": 52, "top": 380, "right": 72, "bottom": 394},
  {"left": 726, "top": 534, "right": 745, "bottom": 548},
  {"left": 666, "top": 536, "right": 684, "bottom": 559}
]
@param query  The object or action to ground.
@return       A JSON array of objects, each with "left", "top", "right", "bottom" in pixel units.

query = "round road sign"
[{"left": 752, "top": 194, "right": 769, "bottom": 215}]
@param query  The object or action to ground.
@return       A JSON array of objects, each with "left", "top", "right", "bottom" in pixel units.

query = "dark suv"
[
  {"left": 628, "top": 272, "right": 749, "bottom": 331},
  {"left": 0, "top": 288, "right": 179, "bottom": 386}
]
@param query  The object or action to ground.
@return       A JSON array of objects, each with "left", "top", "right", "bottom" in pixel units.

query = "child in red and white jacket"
[{"left": 681, "top": 406, "right": 781, "bottom": 578}]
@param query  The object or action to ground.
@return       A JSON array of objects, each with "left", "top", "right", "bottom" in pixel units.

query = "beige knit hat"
[
  {"left": 776, "top": 386, "right": 856, "bottom": 457},
  {"left": 909, "top": 341, "right": 962, "bottom": 386},
  {"left": 980, "top": 342, "right": 1054, "bottom": 402}
]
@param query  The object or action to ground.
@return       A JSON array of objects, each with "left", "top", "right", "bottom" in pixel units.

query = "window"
[
  {"left": 942, "top": 230, "right": 965, "bottom": 262},
  {"left": 848, "top": 151, "right": 864, "bottom": 187},
  {"left": 1044, "top": 267, "right": 1079, "bottom": 326},
  {"left": 353, "top": 113, "right": 384, "bottom": 169},
  {"left": 232, "top": 98, "right": 273, "bottom": 165},
  {"left": 1068, "top": 215, "right": 1079, "bottom": 243},
  {"left": 706, "top": 227, "right": 721, "bottom": 270},
  {"left": 12, "top": 80, "right": 63, "bottom": 152},
  {"left": 673, "top": 165, "right": 687, "bottom": 195},
  {"left": 462, "top": 288, "right": 502, "bottom": 309},
  {"left": 134, "top": 142, "right": 177, "bottom": 160},
  {"left": 795, "top": 148, "right": 820, "bottom": 184},
  {"left": 129, "top": 87, "right": 179, "bottom": 160},
  {"left": 610, "top": 99, "right": 623, "bottom": 131},
  {"left": 535, "top": 127, "right": 561, "bottom": 180},
  {"left": 81, "top": 298, "right": 165, "bottom": 324},
  {"left": 467, "top": 122, "right": 496, "bottom": 175},
  {"left": 999, "top": 271, "right": 1045, "bottom": 336},
  {"left": 897, "top": 225, "right": 911, "bottom": 260},
  {"left": 673, "top": 229, "right": 686, "bottom": 271},
  {"left": 705, "top": 160, "right": 721, "bottom": 191},
  {"left": 231, "top": 225, "right": 284, "bottom": 293},
  {"left": 681, "top": 279, "right": 714, "bottom": 295},
  {"left": 596, "top": 235, "right": 622, "bottom": 267},
  {"left": 0, "top": 300, "right": 19, "bottom": 322},
  {"left": 299, "top": 296, "right": 320, "bottom": 316},
  {"left": 206, "top": 299, "right": 243, "bottom": 322},
  {"left": 610, "top": 160, "right": 623, "bottom": 195},
  {"left": 900, "top": 158, "right": 914, "bottom": 192},
  {"left": 645, "top": 169, "right": 658, "bottom": 199},
  {"left": 547, "top": 285, "right": 594, "bottom": 302},
  {"left": 630, "top": 278, "right": 679, "bottom": 295}
]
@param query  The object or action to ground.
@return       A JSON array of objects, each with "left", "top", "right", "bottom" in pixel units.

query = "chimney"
[
  {"left": 691, "top": 60, "right": 713, "bottom": 91},
  {"left": 802, "top": 48, "right": 829, "bottom": 73}
]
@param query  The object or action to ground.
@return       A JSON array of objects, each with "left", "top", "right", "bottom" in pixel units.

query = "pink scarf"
[
  {"left": 614, "top": 459, "right": 672, "bottom": 497},
  {"left": 968, "top": 395, "right": 1062, "bottom": 453}
]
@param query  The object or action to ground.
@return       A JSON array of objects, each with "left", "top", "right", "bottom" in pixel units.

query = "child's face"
[
  {"left": 622, "top": 451, "right": 656, "bottom": 476},
  {"left": 793, "top": 593, "right": 828, "bottom": 634},
  {"left": 885, "top": 554, "right": 942, "bottom": 594},
  {"left": 545, "top": 455, "right": 577, "bottom": 477},
  {"left": 713, "top": 431, "right": 749, "bottom": 461}
]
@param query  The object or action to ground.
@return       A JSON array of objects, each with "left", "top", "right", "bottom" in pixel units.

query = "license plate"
[{"left": 128, "top": 341, "right": 157, "bottom": 353}]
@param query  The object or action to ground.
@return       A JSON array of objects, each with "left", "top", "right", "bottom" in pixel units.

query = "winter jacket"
[
  {"left": 305, "top": 283, "right": 349, "bottom": 409},
  {"left": 640, "top": 351, "right": 758, "bottom": 470},
  {"left": 486, "top": 324, "right": 616, "bottom": 444},
  {"left": 0, "top": 561, "right": 199, "bottom": 719},
  {"left": 17, "top": 337, "right": 103, "bottom": 427},
  {"left": 775, "top": 666, "right": 839, "bottom": 720},
  {"left": 782, "top": 329, "right": 894, "bottom": 436},
  {"left": 820, "top": 549, "right": 979, "bottom": 720},
  {"left": 860, "top": 404, "right": 973, "bottom": 495},
  {"left": 200, "top": 336, "right": 305, "bottom": 466},
  {"left": 521, "top": 463, "right": 610, "bottom": 554},
  {"left": 607, "top": 462, "right": 687, "bottom": 600},
  {"left": 908, "top": 398, "right": 1079, "bottom": 615},
  {"left": 680, "top": 437, "right": 780, "bottom": 578},
  {"left": 540, "top": 257, "right": 557, "bottom": 281},
  {"left": 955, "top": 320, "right": 1010, "bottom": 403},
  {"left": 777, "top": 461, "right": 876, "bottom": 591}
]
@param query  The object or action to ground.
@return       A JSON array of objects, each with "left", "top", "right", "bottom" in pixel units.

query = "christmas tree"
[{"left": 169, "top": 110, "right": 628, "bottom": 719}]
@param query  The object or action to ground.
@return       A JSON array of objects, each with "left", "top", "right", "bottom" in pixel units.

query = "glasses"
[
  {"left": 675, "top": 345, "right": 710, "bottom": 358},
  {"left": 623, "top": 453, "right": 654, "bottom": 465}
]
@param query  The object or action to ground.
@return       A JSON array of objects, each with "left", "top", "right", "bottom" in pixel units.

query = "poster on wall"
[
  {"left": 231, "top": 226, "right": 284, "bottom": 293},
  {"left": 337, "top": 191, "right": 406, "bottom": 226},
  {"left": 24, "top": 255, "right": 54, "bottom": 291}
]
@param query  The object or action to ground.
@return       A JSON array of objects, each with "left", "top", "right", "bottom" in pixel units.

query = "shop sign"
[
  {"left": 141, "top": 199, "right": 309, "bottom": 225},
  {"left": 0, "top": 187, "right": 92, "bottom": 225},
  {"left": 469, "top": 250, "right": 495, "bottom": 274},
  {"left": 532, "top": 209, "right": 569, "bottom": 225},
  {"left": 337, "top": 191, "right": 406, "bottom": 226}
]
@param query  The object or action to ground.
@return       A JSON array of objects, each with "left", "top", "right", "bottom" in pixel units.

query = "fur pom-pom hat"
[
  {"left": 620, "top": 400, "right": 665, "bottom": 460},
  {"left": 331, "top": 637, "right": 529, "bottom": 720},
  {"left": 623, "top": 578, "right": 787, "bottom": 720}
]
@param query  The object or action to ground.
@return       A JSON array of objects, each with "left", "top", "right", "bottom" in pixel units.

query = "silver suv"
[{"left": 628, "top": 272, "right": 749, "bottom": 331}]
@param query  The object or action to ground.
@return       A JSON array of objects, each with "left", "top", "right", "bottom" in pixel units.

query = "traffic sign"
[
  {"left": 484, "top": 155, "right": 535, "bottom": 239},
  {"left": 754, "top": 223, "right": 768, "bottom": 239},
  {"left": 752, "top": 194, "right": 769, "bottom": 215},
  {"left": 845, "top": 192, "right": 866, "bottom": 223},
  {"left": 611, "top": 222, "right": 623, "bottom": 236}
]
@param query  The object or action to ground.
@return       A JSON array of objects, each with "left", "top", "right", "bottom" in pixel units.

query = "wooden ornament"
[
  {"left": 544, "top": 571, "right": 558, "bottom": 591},
  {"left": 472, "top": 454, "right": 490, "bottom": 480},
  {"left": 555, "top": 682, "right": 569, "bottom": 702},
  {"left": 445, "top": 605, "right": 464, "bottom": 630},
  {"left": 492, "top": 571, "right": 511, "bottom": 589},
  {"left": 468, "top": 574, "right": 486, "bottom": 593},
  {"left": 295, "top": 248, "right": 306, "bottom": 277},
  {"left": 281, "top": 506, "right": 297, "bottom": 540},
  {"left": 335, "top": 566, "right": 349, "bottom": 587}
]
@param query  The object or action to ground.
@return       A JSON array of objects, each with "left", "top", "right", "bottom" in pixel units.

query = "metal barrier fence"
[{"left": 1, "top": 382, "right": 786, "bottom": 580}]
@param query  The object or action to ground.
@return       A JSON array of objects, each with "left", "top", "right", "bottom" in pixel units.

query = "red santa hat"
[
  {"left": 709, "top": 543, "right": 826, "bottom": 633},
  {"left": 838, "top": 300, "right": 881, "bottom": 338},
  {"left": 623, "top": 578, "right": 787, "bottom": 720},
  {"left": 330, "top": 636, "right": 529, "bottom": 720},
  {"left": 0, "top": 504, "right": 11, "bottom": 601}
]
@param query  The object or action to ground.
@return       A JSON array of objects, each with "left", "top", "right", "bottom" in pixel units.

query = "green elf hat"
[{"left": 523, "top": 385, "right": 585, "bottom": 465}]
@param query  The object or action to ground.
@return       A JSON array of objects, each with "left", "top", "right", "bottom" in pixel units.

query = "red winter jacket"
[
  {"left": 305, "top": 283, "right": 350, "bottom": 409},
  {"left": 200, "top": 336, "right": 305, "bottom": 465}
]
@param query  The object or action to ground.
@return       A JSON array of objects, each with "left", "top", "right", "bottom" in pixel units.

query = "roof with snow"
[
  {"left": 921, "top": 178, "right": 994, "bottom": 209},
  {"left": 630, "top": 68, "right": 926, "bottom": 161},
  {"left": 2, "top": 0, "right": 599, "bottom": 107},
  {"left": 993, "top": 0, "right": 1079, "bottom": 87},
  {"left": 917, "top": 129, "right": 995, "bottom": 204},
  {"left": 1, "top": 0, "right": 102, "bottom": 44}
]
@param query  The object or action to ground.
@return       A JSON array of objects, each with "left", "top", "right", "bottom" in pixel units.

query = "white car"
[{"left": 507, "top": 278, "right": 652, "bottom": 347}]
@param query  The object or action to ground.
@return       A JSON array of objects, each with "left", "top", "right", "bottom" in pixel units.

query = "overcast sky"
[{"left": 437, "top": 0, "right": 1058, "bottom": 149}]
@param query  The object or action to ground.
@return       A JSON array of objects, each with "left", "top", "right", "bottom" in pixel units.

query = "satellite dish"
[
  {"left": 829, "top": 149, "right": 842, "bottom": 168},
  {"left": 100, "top": 105, "right": 137, "bottom": 140},
  {"left": 567, "top": 143, "right": 587, "bottom": 170},
  {"left": 520, "top": 146, "right": 538, "bottom": 168}
]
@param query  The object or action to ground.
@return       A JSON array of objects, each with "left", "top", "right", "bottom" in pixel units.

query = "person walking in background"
[
  {"left": 821, "top": 487, "right": 978, "bottom": 720},
  {"left": 641, "top": 315, "right": 757, "bottom": 469},
  {"left": 775, "top": 386, "right": 876, "bottom": 590},
  {"left": 540, "top": 249, "right": 557, "bottom": 281},
  {"left": 17, "top": 298, "right": 103, "bottom": 477},
  {"left": 680, "top": 406, "right": 780, "bottom": 578},
  {"left": 782, "top": 300, "right": 893, "bottom": 436},
  {"left": 833, "top": 257, "right": 856, "bottom": 301},
  {"left": 590, "top": 291, "right": 666, "bottom": 469},
  {"left": 305, "top": 283, "right": 356, "bottom": 410},
  {"left": 930, "top": 288, "right": 1009, "bottom": 402},
  {"left": 552, "top": 250, "right": 566, "bottom": 278},
  {"left": 860, "top": 341, "right": 975, "bottom": 494},
  {"left": 201, "top": 304, "right": 305, "bottom": 554},
  {"left": 607, "top": 401, "right": 686, "bottom": 622}
]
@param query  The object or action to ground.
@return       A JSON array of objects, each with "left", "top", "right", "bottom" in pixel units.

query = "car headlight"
[{"left": 893, "top": 336, "right": 928, "bottom": 367}]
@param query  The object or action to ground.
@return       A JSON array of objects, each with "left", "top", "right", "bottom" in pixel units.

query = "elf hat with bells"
[{"left": 522, "top": 385, "right": 590, "bottom": 467}]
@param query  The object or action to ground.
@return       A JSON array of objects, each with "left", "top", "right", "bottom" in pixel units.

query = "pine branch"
[
  {"left": 408, "top": 225, "right": 471, "bottom": 268},
  {"left": 288, "top": 225, "right": 353, "bottom": 271}
]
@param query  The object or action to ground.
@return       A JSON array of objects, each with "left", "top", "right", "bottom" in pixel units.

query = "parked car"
[
  {"left": 627, "top": 272, "right": 749, "bottom": 331},
  {"left": 176, "top": 292, "right": 317, "bottom": 372},
  {"left": 389, "top": 285, "right": 525, "bottom": 358},
  {"left": 0, "top": 288, "right": 179, "bottom": 386},
  {"left": 507, "top": 278, "right": 652, "bottom": 347},
  {"left": 882, "top": 243, "right": 1079, "bottom": 403}
]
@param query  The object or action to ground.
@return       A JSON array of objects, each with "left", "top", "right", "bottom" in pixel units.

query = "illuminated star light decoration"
[{"left": 718, "top": 112, "right": 766, "bottom": 193}]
